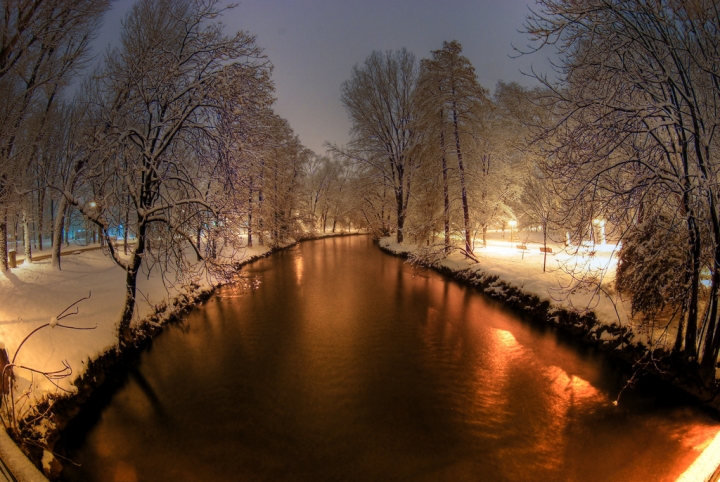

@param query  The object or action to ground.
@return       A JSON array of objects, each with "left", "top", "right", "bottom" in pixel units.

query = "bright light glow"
[
  {"left": 592, "top": 218, "right": 605, "bottom": 226},
  {"left": 508, "top": 220, "right": 517, "bottom": 227},
  {"left": 89, "top": 201, "right": 97, "bottom": 208},
  {"left": 676, "top": 429, "right": 720, "bottom": 482}
]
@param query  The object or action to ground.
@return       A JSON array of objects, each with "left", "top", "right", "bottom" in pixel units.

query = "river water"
[{"left": 60, "top": 235, "right": 718, "bottom": 481}]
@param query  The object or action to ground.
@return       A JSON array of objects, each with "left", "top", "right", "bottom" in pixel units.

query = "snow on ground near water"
[
  {"left": 382, "top": 230, "right": 720, "bottom": 482},
  {"left": 0, "top": 240, "right": 270, "bottom": 400},
  {"left": 381, "top": 229, "right": 675, "bottom": 351},
  {"left": 0, "top": 429, "right": 45, "bottom": 481}
]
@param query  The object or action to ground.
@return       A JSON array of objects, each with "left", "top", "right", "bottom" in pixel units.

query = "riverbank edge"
[
  {"left": 14, "top": 231, "right": 366, "bottom": 480},
  {"left": 375, "top": 241, "right": 720, "bottom": 413}
]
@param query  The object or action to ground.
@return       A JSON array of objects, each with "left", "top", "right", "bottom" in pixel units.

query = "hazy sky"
[{"left": 95, "top": 0, "right": 550, "bottom": 154}]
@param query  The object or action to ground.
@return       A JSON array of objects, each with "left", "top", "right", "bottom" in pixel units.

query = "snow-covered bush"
[{"left": 616, "top": 215, "right": 689, "bottom": 318}]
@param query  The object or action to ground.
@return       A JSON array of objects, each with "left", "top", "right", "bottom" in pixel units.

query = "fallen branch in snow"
[{"left": 0, "top": 293, "right": 96, "bottom": 441}]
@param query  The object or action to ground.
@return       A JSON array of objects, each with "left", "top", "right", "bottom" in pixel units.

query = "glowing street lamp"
[{"left": 509, "top": 219, "right": 517, "bottom": 244}]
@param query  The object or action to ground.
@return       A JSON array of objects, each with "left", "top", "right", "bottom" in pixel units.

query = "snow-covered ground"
[
  {"left": 0, "top": 237, "right": 276, "bottom": 479},
  {"left": 381, "top": 228, "right": 720, "bottom": 482},
  {"left": 381, "top": 228, "right": 680, "bottom": 349}
]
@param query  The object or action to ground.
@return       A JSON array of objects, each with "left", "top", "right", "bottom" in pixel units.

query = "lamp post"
[
  {"left": 509, "top": 220, "right": 517, "bottom": 244},
  {"left": 88, "top": 201, "right": 98, "bottom": 245}
]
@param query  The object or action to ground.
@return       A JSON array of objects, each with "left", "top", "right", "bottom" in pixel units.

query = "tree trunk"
[
  {"left": 64, "top": 204, "right": 70, "bottom": 247},
  {"left": 0, "top": 209, "right": 7, "bottom": 272},
  {"left": 118, "top": 222, "right": 146, "bottom": 345},
  {"left": 37, "top": 187, "right": 45, "bottom": 251},
  {"left": 452, "top": 102, "right": 471, "bottom": 254},
  {"left": 21, "top": 204, "right": 32, "bottom": 265},
  {"left": 49, "top": 198, "right": 55, "bottom": 247},
  {"left": 51, "top": 195, "right": 68, "bottom": 269},
  {"left": 123, "top": 200, "right": 130, "bottom": 255},
  {"left": 440, "top": 119, "right": 450, "bottom": 251},
  {"left": 542, "top": 221, "right": 548, "bottom": 273},
  {"left": 699, "top": 197, "right": 720, "bottom": 383},
  {"left": 685, "top": 213, "right": 701, "bottom": 359},
  {"left": 395, "top": 184, "right": 405, "bottom": 244}
]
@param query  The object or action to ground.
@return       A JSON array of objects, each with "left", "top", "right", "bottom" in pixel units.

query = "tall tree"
[
  {"left": 524, "top": 0, "right": 720, "bottom": 380},
  {"left": 57, "top": 0, "right": 268, "bottom": 344},
  {"left": 0, "top": 0, "right": 110, "bottom": 270},
  {"left": 415, "top": 41, "right": 489, "bottom": 253},
  {"left": 331, "top": 49, "right": 418, "bottom": 243}
]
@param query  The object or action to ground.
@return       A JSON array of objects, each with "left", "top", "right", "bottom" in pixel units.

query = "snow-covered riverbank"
[
  {"left": 378, "top": 232, "right": 720, "bottom": 482},
  {"left": 0, "top": 232, "right": 362, "bottom": 479},
  {"left": 379, "top": 231, "right": 636, "bottom": 346}
]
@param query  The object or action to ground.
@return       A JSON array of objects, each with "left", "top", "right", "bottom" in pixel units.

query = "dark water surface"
[{"left": 60, "top": 236, "right": 718, "bottom": 481}]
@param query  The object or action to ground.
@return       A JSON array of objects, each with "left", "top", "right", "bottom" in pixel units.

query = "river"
[{"left": 59, "top": 235, "right": 718, "bottom": 481}]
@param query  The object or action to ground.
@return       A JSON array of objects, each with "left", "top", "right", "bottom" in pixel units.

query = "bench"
[
  {"left": 539, "top": 247, "right": 553, "bottom": 253},
  {"left": 516, "top": 244, "right": 527, "bottom": 250}
]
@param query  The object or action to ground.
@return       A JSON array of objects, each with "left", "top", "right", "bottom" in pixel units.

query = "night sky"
[{"left": 93, "top": 0, "right": 551, "bottom": 154}]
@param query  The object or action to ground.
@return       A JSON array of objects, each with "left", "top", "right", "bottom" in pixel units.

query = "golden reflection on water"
[
  {"left": 294, "top": 251, "right": 304, "bottom": 283},
  {"left": 112, "top": 461, "right": 138, "bottom": 482},
  {"left": 64, "top": 237, "right": 720, "bottom": 482},
  {"left": 494, "top": 328, "right": 518, "bottom": 348}
]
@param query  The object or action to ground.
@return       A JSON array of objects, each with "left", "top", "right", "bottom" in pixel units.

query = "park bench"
[
  {"left": 539, "top": 247, "right": 553, "bottom": 253},
  {"left": 516, "top": 244, "right": 527, "bottom": 250}
]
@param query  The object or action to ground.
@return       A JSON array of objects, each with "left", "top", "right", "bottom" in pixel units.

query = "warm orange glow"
[
  {"left": 676, "top": 428, "right": 720, "bottom": 482},
  {"left": 494, "top": 328, "right": 518, "bottom": 348},
  {"left": 546, "top": 365, "right": 603, "bottom": 409},
  {"left": 294, "top": 253, "right": 304, "bottom": 282},
  {"left": 112, "top": 461, "right": 138, "bottom": 482}
]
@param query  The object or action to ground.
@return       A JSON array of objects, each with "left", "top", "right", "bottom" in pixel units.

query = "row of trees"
[
  {"left": 0, "top": 0, "right": 358, "bottom": 344},
  {"left": 524, "top": 0, "right": 720, "bottom": 384},
  {"left": 334, "top": 1, "right": 720, "bottom": 384},
  {"left": 331, "top": 42, "right": 548, "bottom": 257}
]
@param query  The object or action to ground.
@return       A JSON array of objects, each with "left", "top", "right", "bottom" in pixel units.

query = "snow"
[
  {"left": 381, "top": 229, "right": 720, "bottom": 482},
  {"left": 676, "top": 429, "right": 720, "bottom": 482},
  {"left": 381, "top": 230, "right": 649, "bottom": 345},
  {"left": 0, "top": 430, "right": 45, "bottom": 481},
  {"left": 0, "top": 238, "right": 274, "bottom": 480}
]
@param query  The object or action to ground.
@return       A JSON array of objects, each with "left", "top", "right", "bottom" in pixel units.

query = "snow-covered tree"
[
  {"left": 331, "top": 49, "right": 419, "bottom": 243},
  {"left": 524, "top": 0, "right": 720, "bottom": 380},
  {"left": 0, "top": 0, "right": 110, "bottom": 270},
  {"left": 54, "top": 0, "right": 268, "bottom": 344},
  {"left": 415, "top": 41, "right": 490, "bottom": 253}
]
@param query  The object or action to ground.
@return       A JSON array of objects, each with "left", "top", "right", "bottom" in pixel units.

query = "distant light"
[
  {"left": 89, "top": 201, "right": 97, "bottom": 208},
  {"left": 508, "top": 220, "right": 517, "bottom": 227},
  {"left": 593, "top": 218, "right": 605, "bottom": 226}
]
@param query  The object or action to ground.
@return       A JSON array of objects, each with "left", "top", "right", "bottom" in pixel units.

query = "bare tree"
[
  {"left": 55, "top": 0, "right": 268, "bottom": 344},
  {"left": 0, "top": 0, "right": 110, "bottom": 271},
  {"left": 524, "top": 0, "right": 720, "bottom": 381},
  {"left": 330, "top": 49, "right": 419, "bottom": 243}
]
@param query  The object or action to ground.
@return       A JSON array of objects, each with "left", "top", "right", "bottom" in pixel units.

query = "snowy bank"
[
  {"left": 377, "top": 234, "right": 720, "bottom": 482},
  {"left": 377, "top": 234, "right": 719, "bottom": 403},
  {"left": 0, "top": 231, "right": 362, "bottom": 479}
]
